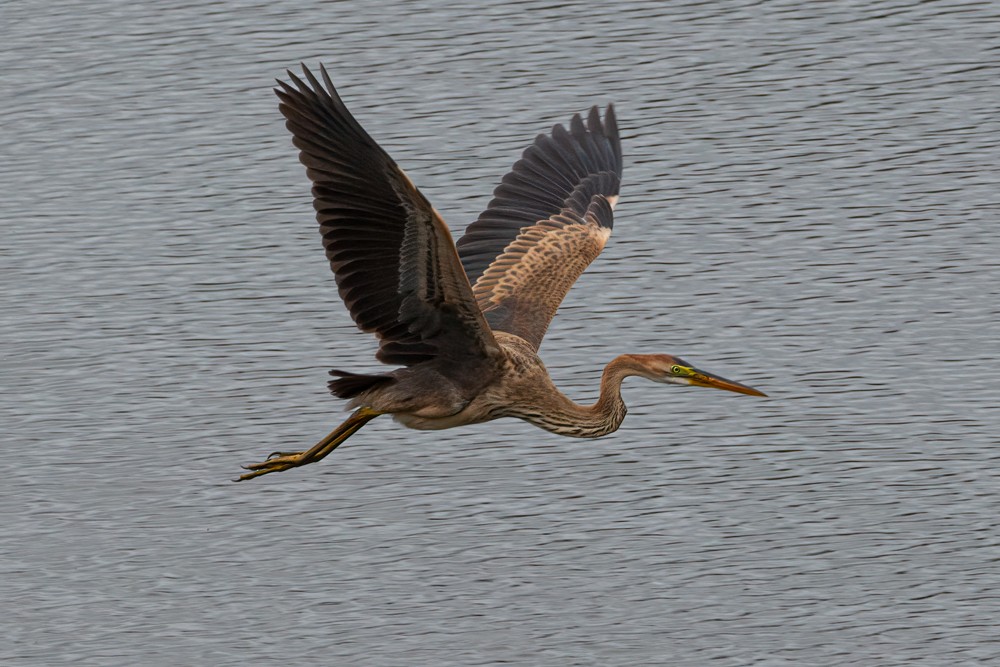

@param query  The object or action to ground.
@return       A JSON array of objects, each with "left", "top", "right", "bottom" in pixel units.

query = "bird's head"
[{"left": 625, "top": 354, "right": 767, "bottom": 397}]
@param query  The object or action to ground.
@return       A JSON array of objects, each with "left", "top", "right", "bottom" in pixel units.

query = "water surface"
[{"left": 3, "top": 1, "right": 1000, "bottom": 664}]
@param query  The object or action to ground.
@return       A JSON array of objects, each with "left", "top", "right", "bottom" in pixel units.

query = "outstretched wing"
[
  {"left": 276, "top": 65, "right": 497, "bottom": 367},
  {"left": 455, "top": 106, "right": 622, "bottom": 350}
]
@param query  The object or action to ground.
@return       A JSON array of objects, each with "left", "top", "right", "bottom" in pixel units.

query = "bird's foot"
[{"left": 236, "top": 451, "right": 310, "bottom": 481}]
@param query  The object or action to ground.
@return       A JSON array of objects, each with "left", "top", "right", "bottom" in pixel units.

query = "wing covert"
[{"left": 470, "top": 195, "right": 615, "bottom": 349}]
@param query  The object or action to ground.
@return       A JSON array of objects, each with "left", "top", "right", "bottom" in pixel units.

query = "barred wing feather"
[{"left": 456, "top": 106, "right": 622, "bottom": 350}]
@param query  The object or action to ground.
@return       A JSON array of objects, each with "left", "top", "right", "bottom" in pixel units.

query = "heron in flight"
[{"left": 238, "top": 64, "right": 765, "bottom": 482}]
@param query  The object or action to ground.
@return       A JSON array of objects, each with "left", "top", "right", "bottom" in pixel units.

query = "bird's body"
[
  {"left": 238, "top": 65, "right": 764, "bottom": 482},
  {"left": 355, "top": 331, "right": 624, "bottom": 437}
]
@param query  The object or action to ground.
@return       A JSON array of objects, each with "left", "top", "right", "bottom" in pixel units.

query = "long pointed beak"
[{"left": 691, "top": 368, "right": 767, "bottom": 397}]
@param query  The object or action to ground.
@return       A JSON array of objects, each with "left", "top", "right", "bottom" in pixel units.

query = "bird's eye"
[{"left": 670, "top": 365, "right": 682, "bottom": 375}]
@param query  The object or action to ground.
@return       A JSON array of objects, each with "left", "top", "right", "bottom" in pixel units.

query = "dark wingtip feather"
[
  {"left": 586, "top": 105, "right": 601, "bottom": 133},
  {"left": 605, "top": 105, "right": 620, "bottom": 157},
  {"left": 586, "top": 194, "right": 615, "bottom": 230}
]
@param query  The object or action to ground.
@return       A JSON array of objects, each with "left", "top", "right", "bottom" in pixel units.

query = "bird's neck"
[{"left": 526, "top": 355, "right": 639, "bottom": 438}]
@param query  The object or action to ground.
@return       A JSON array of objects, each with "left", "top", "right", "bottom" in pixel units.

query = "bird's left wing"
[
  {"left": 456, "top": 106, "right": 621, "bottom": 350},
  {"left": 276, "top": 65, "right": 497, "bottom": 367}
]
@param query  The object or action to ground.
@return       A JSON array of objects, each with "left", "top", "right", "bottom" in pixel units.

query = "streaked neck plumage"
[{"left": 520, "top": 355, "right": 642, "bottom": 438}]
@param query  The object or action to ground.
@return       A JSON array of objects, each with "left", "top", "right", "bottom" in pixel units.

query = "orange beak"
[{"left": 690, "top": 368, "right": 767, "bottom": 397}]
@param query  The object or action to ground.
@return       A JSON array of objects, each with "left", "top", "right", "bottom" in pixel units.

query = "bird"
[{"left": 237, "top": 64, "right": 766, "bottom": 482}]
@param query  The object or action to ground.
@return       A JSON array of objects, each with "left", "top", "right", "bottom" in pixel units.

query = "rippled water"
[{"left": 4, "top": 1, "right": 1000, "bottom": 664}]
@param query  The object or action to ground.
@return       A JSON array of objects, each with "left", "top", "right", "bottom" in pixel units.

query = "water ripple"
[{"left": 4, "top": 0, "right": 1000, "bottom": 665}]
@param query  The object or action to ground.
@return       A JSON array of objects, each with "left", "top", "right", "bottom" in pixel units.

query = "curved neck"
[{"left": 526, "top": 355, "right": 639, "bottom": 438}]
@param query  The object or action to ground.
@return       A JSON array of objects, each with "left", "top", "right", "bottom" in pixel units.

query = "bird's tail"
[{"left": 328, "top": 369, "right": 394, "bottom": 399}]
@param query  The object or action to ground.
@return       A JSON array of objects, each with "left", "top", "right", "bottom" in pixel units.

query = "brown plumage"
[{"left": 238, "top": 64, "right": 765, "bottom": 482}]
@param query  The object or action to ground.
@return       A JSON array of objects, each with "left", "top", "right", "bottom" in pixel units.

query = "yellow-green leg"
[{"left": 236, "top": 407, "right": 381, "bottom": 481}]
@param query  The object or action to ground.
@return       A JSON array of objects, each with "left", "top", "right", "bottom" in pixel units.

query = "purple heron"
[{"left": 238, "top": 64, "right": 765, "bottom": 482}]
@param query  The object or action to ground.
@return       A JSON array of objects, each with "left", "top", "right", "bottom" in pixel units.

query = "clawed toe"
[{"left": 235, "top": 452, "right": 306, "bottom": 481}]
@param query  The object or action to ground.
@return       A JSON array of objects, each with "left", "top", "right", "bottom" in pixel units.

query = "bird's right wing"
[
  {"left": 456, "top": 106, "right": 622, "bottom": 350},
  {"left": 276, "top": 65, "right": 497, "bottom": 367}
]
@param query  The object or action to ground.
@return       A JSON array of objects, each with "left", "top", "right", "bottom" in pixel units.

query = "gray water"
[{"left": 3, "top": 0, "right": 1000, "bottom": 664}]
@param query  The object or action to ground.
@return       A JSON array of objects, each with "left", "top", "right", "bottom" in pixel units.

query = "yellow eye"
[{"left": 670, "top": 365, "right": 682, "bottom": 375}]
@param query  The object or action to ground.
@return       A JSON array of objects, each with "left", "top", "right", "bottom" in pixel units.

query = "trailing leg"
[{"left": 236, "top": 407, "right": 380, "bottom": 481}]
